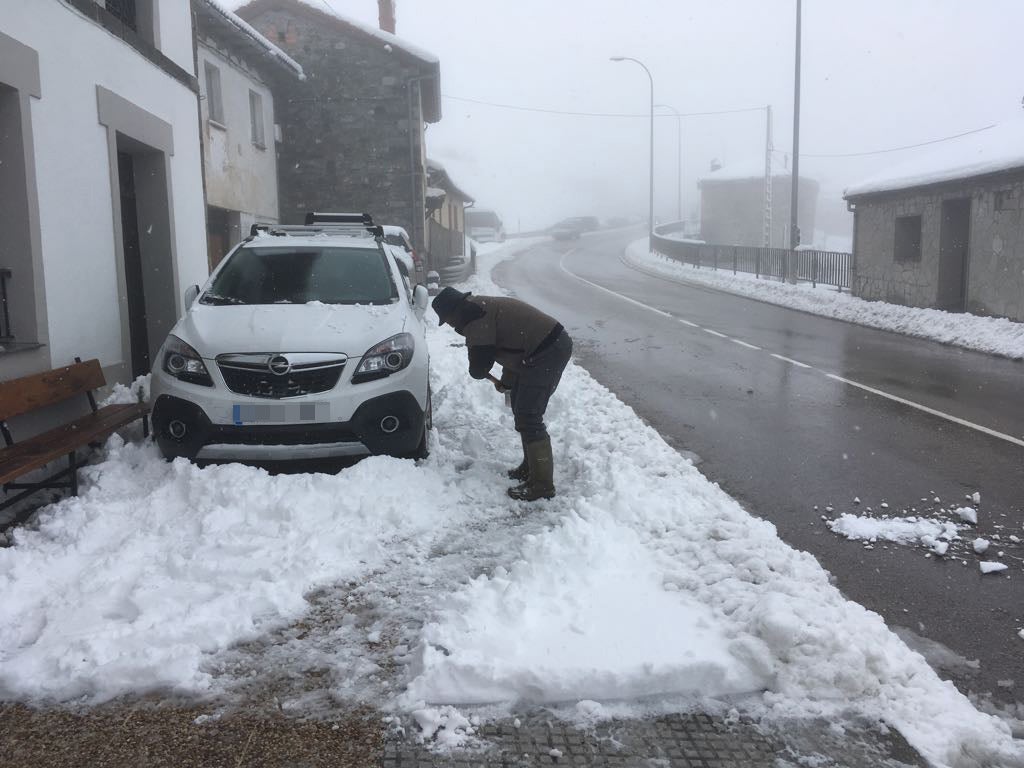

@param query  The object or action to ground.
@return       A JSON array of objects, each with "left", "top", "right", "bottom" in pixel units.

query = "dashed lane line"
[
  {"left": 770, "top": 353, "right": 813, "bottom": 369},
  {"left": 824, "top": 374, "right": 1024, "bottom": 448},
  {"left": 731, "top": 339, "right": 762, "bottom": 351},
  {"left": 557, "top": 250, "right": 1022, "bottom": 449}
]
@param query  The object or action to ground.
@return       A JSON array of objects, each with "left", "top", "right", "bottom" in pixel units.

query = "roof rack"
[{"left": 249, "top": 212, "right": 383, "bottom": 239}]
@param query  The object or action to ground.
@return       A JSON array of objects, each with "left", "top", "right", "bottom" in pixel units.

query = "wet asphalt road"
[{"left": 493, "top": 229, "right": 1024, "bottom": 707}]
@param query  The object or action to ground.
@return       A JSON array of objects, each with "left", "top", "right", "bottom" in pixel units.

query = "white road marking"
[
  {"left": 558, "top": 248, "right": 1022, "bottom": 448},
  {"left": 825, "top": 374, "right": 1024, "bottom": 448},
  {"left": 770, "top": 353, "right": 813, "bottom": 369},
  {"left": 731, "top": 339, "right": 762, "bottom": 350},
  {"left": 559, "top": 251, "right": 672, "bottom": 318}
]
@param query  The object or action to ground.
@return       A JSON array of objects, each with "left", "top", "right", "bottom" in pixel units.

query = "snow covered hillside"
[{"left": 0, "top": 240, "right": 1020, "bottom": 767}]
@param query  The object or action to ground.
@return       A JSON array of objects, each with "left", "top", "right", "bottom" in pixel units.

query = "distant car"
[
  {"left": 151, "top": 213, "right": 432, "bottom": 463},
  {"left": 382, "top": 225, "right": 423, "bottom": 280},
  {"left": 550, "top": 217, "right": 593, "bottom": 240},
  {"left": 466, "top": 208, "right": 506, "bottom": 243}
]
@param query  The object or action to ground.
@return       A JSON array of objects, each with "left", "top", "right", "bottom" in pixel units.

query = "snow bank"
[
  {"left": 629, "top": 239, "right": 1024, "bottom": 360},
  {"left": 0, "top": 239, "right": 1018, "bottom": 766}
]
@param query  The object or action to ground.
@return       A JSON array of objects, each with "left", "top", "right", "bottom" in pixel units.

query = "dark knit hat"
[{"left": 432, "top": 287, "right": 471, "bottom": 325}]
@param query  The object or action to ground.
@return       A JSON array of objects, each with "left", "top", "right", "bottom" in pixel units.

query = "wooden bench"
[{"left": 0, "top": 358, "right": 149, "bottom": 524}]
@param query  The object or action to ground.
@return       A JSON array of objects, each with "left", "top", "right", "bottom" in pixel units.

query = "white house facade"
[
  {"left": 193, "top": 0, "right": 304, "bottom": 267},
  {"left": 0, "top": 0, "right": 209, "bottom": 388}
]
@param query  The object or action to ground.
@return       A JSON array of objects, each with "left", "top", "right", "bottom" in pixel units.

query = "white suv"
[{"left": 151, "top": 214, "right": 431, "bottom": 462}]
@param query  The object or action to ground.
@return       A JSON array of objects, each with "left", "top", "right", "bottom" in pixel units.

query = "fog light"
[
  {"left": 380, "top": 415, "right": 400, "bottom": 434},
  {"left": 168, "top": 420, "right": 188, "bottom": 440}
]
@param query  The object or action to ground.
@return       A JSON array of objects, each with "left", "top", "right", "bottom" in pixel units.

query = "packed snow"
[
  {"left": 629, "top": 239, "right": 1024, "bottom": 360},
  {"left": 0, "top": 241, "right": 1020, "bottom": 767},
  {"left": 828, "top": 513, "right": 963, "bottom": 547}
]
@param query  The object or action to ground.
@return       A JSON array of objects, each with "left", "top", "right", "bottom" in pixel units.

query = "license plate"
[{"left": 232, "top": 402, "right": 330, "bottom": 425}]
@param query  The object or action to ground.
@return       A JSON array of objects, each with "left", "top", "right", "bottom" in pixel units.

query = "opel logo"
[{"left": 267, "top": 354, "right": 291, "bottom": 376}]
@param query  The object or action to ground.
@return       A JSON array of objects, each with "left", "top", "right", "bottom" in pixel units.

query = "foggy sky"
[{"left": 227, "top": 0, "right": 1024, "bottom": 235}]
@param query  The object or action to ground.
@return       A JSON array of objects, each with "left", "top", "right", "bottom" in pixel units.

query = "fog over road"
[{"left": 494, "top": 230, "right": 1024, "bottom": 707}]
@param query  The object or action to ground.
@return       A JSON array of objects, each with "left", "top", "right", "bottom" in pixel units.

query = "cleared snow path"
[
  {"left": 625, "top": 238, "right": 1024, "bottom": 360},
  {"left": 0, "top": 240, "right": 1020, "bottom": 767}
]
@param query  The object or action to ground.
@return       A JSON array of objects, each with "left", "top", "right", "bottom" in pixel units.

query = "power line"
[
  {"left": 773, "top": 123, "right": 997, "bottom": 159},
  {"left": 442, "top": 94, "right": 766, "bottom": 119}
]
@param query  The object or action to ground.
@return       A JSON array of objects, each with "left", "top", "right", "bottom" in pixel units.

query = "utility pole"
[
  {"left": 655, "top": 104, "right": 683, "bottom": 223},
  {"left": 789, "top": 0, "right": 802, "bottom": 280},
  {"left": 763, "top": 105, "right": 773, "bottom": 247},
  {"left": 611, "top": 57, "right": 655, "bottom": 249}
]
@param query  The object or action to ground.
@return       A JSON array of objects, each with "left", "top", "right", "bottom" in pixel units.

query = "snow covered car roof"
[{"left": 845, "top": 120, "right": 1024, "bottom": 199}]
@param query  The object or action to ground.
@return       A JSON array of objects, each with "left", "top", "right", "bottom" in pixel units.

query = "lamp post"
[
  {"left": 655, "top": 103, "right": 682, "bottom": 224},
  {"left": 611, "top": 56, "right": 654, "bottom": 249},
  {"left": 789, "top": 0, "right": 802, "bottom": 281}
]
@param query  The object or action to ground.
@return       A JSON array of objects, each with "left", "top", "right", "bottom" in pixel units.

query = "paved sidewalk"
[{"left": 385, "top": 711, "right": 927, "bottom": 768}]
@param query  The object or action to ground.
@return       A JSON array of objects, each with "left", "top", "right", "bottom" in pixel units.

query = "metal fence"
[{"left": 651, "top": 226, "right": 851, "bottom": 291}]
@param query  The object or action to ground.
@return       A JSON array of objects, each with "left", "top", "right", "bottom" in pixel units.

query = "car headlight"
[
  {"left": 162, "top": 335, "right": 213, "bottom": 387},
  {"left": 352, "top": 333, "right": 415, "bottom": 383}
]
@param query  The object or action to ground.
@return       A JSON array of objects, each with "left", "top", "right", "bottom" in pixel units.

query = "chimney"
[{"left": 378, "top": 0, "right": 396, "bottom": 33}]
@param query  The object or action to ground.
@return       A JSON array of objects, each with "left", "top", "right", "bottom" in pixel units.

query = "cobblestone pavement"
[{"left": 384, "top": 711, "right": 927, "bottom": 768}]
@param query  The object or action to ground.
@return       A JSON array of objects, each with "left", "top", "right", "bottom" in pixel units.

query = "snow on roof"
[
  {"left": 202, "top": 0, "right": 305, "bottom": 79},
  {"left": 845, "top": 121, "right": 1024, "bottom": 198},
  {"left": 291, "top": 0, "right": 438, "bottom": 65},
  {"left": 426, "top": 186, "right": 446, "bottom": 199},
  {"left": 427, "top": 157, "right": 474, "bottom": 203},
  {"left": 699, "top": 158, "right": 778, "bottom": 183}
]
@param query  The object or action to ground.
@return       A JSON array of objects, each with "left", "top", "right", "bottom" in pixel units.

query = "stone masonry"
[
  {"left": 236, "top": 0, "right": 440, "bottom": 256},
  {"left": 848, "top": 171, "right": 1024, "bottom": 321}
]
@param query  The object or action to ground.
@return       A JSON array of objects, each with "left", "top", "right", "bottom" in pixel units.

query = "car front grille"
[{"left": 217, "top": 354, "right": 346, "bottom": 399}]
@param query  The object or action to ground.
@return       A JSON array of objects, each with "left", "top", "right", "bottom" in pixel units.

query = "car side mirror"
[
  {"left": 413, "top": 284, "right": 429, "bottom": 316},
  {"left": 184, "top": 284, "right": 200, "bottom": 310}
]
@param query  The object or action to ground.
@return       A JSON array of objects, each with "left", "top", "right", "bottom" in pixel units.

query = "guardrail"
[{"left": 651, "top": 223, "right": 851, "bottom": 291}]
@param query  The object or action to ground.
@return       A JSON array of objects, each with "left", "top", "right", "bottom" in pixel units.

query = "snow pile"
[
  {"left": 845, "top": 121, "right": 1024, "bottom": 197},
  {"left": 828, "top": 513, "right": 963, "bottom": 548},
  {"left": 629, "top": 239, "right": 1024, "bottom": 360},
  {"left": 0, "top": 242, "right": 1019, "bottom": 765}
]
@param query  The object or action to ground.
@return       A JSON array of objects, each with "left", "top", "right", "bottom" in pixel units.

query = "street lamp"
[
  {"left": 655, "top": 103, "right": 682, "bottom": 224},
  {"left": 611, "top": 56, "right": 654, "bottom": 249}
]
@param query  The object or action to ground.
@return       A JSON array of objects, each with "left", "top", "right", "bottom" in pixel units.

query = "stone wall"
[
  {"left": 850, "top": 172, "right": 1024, "bottom": 320},
  {"left": 237, "top": 5, "right": 432, "bottom": 257}
]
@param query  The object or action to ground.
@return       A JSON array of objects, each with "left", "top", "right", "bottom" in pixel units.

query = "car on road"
[
  {"left": 466, "top": 208, "right": 506, "bottom": 242},
  {"left": 151, "top": 213, "right": 432, "bottom": 463},
  {"left": 550, "top": 216, "right": 597, "bottom": 240},
  {"left": 382, "top": 225, "right": 423, "bottom": 282}
]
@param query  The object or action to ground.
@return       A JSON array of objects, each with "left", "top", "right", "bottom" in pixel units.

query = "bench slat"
[
  {"left": 0, "top": 360, "right": 106, "bottom": 422},
  {"left": 0, "top": 403, "right": 148, "bottom": 485}
]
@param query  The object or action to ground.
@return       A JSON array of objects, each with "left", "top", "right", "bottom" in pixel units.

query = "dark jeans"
[{"left": 507, "top": 331, "right": 573, "bottom": 443}]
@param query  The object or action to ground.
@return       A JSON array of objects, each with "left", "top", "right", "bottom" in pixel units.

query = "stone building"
[
  {"left": 426, "top": 158, "right": 474, "bottom": 270},
  {"left": 698, "top": 161, "right": 818, "bottom": 248},
  {"left": 193, "top": 0, "right": 305, "bottom": 268},
  {"left": 235, "top": 0, "right": 441, "bottom": 258},
  {"left": 844, "top": 121, "right": 1024, "bottom": 320}
]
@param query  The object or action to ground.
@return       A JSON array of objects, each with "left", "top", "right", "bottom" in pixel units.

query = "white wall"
[
  {"left": 197, "top": 41, "right": 280, "bottom": 222},
  {"left": 4, "top": 1, "right": 208, "bottom": 379}
]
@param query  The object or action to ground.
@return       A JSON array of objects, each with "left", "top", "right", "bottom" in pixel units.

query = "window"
[
  {"left": 894, "top": 215, "right": 922, "bottom": 263},
  {"left": 201, "top": 247, "right": 397, "bottom": 305},
  {"left": 105, "top": 0, "right": 137, "bottom": 31},
  {"left": 249, "top": 90, "right": 265, "bottom": 148},
  {"left": 204, "top": 62, "right": 224, "bottom": 125}
]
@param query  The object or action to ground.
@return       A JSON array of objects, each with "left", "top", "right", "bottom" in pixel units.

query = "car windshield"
[{"left": 201, "top": 246, "right": 396, "bottom": 305}]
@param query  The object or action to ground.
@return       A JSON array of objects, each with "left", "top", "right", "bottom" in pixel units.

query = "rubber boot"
[
  {"left": 508, "top": 437, "right": 555, "bottom": 501},
  {"left": 507, "top": 434, "right": 529, "bottom": 481}
]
